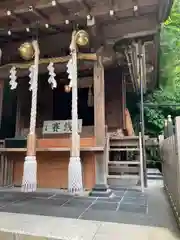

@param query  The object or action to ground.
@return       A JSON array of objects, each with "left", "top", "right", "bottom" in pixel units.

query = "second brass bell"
[
  {"left": 75, "top": 30, "right": 89, "bottom": 47},
  {"left": 19, "top": 42, "right": 35, "bottom": 61}
]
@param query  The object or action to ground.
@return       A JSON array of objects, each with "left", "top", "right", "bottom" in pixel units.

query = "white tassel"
[
  {"left": 47, "top": 62, "right": 57, "bottom": 89},
  {"left": 68, "top": 157, "right": 83, "bottom": 193},
  {"left": 9, "top": 66, "right": 18, "bottom": 90},
  {"left": 21, "top": 156, "right": 37, "bottom": 192},
  {"left": 68, "top": 31, "right": 83, "bottom": 194}
]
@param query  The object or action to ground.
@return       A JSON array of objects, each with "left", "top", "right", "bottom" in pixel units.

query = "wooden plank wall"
[
  {"left": 105, "top": 68, "right": 123, "bottom": 131},
  {"left": 12, "top": 152, "right": 95, "bottom": 190}
]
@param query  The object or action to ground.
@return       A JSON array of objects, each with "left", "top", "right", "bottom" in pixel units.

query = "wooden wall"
[
  {"left": 12, "top": 151, "right": 95, "bottom": 190},
  {"left": 105, "top": 68, "right": 123, "bottom": 131}
]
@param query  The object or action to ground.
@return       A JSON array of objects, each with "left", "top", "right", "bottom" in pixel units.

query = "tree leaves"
[{"left": 142, "top": 0, "right": 180, "bottom": 136}]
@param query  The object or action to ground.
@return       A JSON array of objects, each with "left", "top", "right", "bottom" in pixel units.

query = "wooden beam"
[
  {"left": 104, "top": 14, "right": 158, "bottom": 43},
  {"left": 7, "top": 12, "right": 28, "bottom": 25},
  {"left": 31, "top": 8, "right": 49, "bottom": 21},
  {"left": 93, "top": 54, "right": 108, "bottom": 187},
  {"left": 93, "top": 55, "right": 105, "bottom": 146},
  {"left": 0, "top": 2, "right": 159, "bottom": 31},
  {"left": 87, "top": 16, "right": 104, "bottom": 51},
  {"left": 76, "top": 0, "right": 91, "bottom": 13},
  {"left": 56, "top": 2, "right": 69, "bottom": 16}
]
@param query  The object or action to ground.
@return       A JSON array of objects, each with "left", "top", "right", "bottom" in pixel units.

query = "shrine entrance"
[{"left": 53, "top": 82, "right": 94, "bottom": 127}]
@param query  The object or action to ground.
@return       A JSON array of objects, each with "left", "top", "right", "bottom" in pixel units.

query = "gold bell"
[
  {"left": 75, "top": 30, "right": 89, "bottom": 47},
  {"left": 19, "top": 42, "right": 35, "bottom": 61}
]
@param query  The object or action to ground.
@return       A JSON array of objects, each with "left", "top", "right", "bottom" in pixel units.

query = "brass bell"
[
  {"left": 75, "top": 30, "right": 89, "bottom": 47},
  {"left": 19, "top": 42, "right": 35, "bottom": 61}
]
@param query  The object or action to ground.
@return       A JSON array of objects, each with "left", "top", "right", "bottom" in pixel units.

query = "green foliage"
[{"left": 143, "top": 0, "right": 180, "bottom": 136}]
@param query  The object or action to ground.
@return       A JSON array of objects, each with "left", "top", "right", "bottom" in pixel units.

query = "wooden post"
[
  {"left": 122, "top": 73, "right": 126, "bottom": 130},
  {"left": 15, "top": 94, "right": 21, "bottom": 137},
  {"left": 94, "top": 56, "right": 105, "bottom": 146},
  {"left": 92, "top": 55, "right": 110, "bottom": 196},
  {"left": 0, "top": 80, "right": 4, "bottom": 128}
]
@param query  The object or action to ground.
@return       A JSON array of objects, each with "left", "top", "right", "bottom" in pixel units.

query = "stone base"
[{"left": 89, "top": 184, "right": 112, "bottom": 197}]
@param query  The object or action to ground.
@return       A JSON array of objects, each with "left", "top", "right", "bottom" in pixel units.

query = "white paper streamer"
[
  {"left": 29, "top": 65, "right": 35, "bottom": 91},
  {"left": 9, "top": 66, "right": 17, "bottom": 90},
  {"left": 66, "top": 58, "right": 73, "bottom": 89},
  {"left": 47, "top": 62, "right": 57, "bottom": 89}
]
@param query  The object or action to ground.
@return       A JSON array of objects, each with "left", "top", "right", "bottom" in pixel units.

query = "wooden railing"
[
  {"left": 0, "top": 140, "right": 13, "bottom": 187},
  {"left": 104, "top": 132, "right": 110, "bottom": 180},
  {"left": 160, "top": 116, "right": 180, "bottom": 225}
]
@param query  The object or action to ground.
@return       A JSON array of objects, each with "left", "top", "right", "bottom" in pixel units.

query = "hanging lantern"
[
  {"left": 64, "top": 85, "right": 71, "bottom": 93},
  {"left": 75, "top": 30, "right": 89, "bottom": 47},
  {"left": 19, "top": 42, "right": 35, "bottom": 61}
]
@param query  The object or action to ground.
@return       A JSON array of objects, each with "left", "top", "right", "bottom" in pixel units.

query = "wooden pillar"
[
  {"left": 94, "top": 57, "right": 105, "bottom": 146},
  {"left": 15, "top": 95, "right": 21, "bottom": 137},
  {"left": 93, "top": 56, "right": 107, "bottom": 187},
  {"left": 0, "top": 80, "right": 4, "bottom": 128},
  {"left": 122, "top": 73, "right": 126, "bottom": 131}
]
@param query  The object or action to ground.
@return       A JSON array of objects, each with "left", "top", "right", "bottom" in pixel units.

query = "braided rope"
[
  {"left": 0, "top": 53, "right": 97, "bottom": 70},
  {"left": 29, "top": 41, "right": 39, "bottom": 134},
  {"left": 71, "top": 49, "right": 79, "bottom": 157},
  {"left": 68, "top": 32, "right": 83, "bottom": 193}
]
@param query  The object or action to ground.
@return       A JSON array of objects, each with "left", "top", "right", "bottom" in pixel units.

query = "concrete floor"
[{"left": 0, "top": 173, "right": 179, "bottom": 239}]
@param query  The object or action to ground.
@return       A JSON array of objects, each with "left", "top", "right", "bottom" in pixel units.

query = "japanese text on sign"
[{"left": 43, "top": 119, "right": 82, "bottom": 134}]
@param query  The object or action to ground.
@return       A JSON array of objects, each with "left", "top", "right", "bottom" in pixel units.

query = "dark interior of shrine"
[
  {"left": 0, "top": 81, "right": 17, "bottom": 139},
  {"left": 53, "top": 83, "right": 94, "bottom": 126},
  {"left": 0, "top": 69, "right": 95, "bottom": 139}
]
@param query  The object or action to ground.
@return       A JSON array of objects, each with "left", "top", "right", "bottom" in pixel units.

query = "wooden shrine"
[{"left": 0, "top": 0, "right": 172, "bottom": 194}]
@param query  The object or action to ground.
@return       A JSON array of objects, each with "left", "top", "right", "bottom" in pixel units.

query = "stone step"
[
  {"left": 108, "top": 161, "right": 140, "bottom": 165},
  {"left": 109, "top": 148, "right": 140, "bottom": 151},
  {"left": 109, "top": 165, "right": 139, "bottom": 174},
  {"left": 107, "top": 174, "right": 139, "bottom": 187}
]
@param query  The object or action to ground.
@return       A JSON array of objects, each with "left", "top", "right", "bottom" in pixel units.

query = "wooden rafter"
[
  {"left": 54, "top": 1, "right": 69, "bottom": 16},
  {"left": 7, "top": 12, "right": 28, "bottom": 25},
  {"left": 76, "top": 0, "right": 91, "bottom": 13},
  {"left": 0, "top": 1, "right": 159, "bottom": 28},
  {"left": 30, "top": 8, "right": 49, "bottom": 21}
]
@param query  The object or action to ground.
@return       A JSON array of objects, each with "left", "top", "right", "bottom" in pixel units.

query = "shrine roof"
[{"left": 0, "top": 0, "right": 173, "bottom": 92}]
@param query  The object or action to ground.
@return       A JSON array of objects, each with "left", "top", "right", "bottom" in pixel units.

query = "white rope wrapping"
[
  {"left": 21, "top": 40, "right": 39, "bottom": 193},
  {"left": 29, "top": 41, "right": 39, "bottom": 134},
  {"left": 71, "top": 35, "right": 79, "bottom": 157},
  {"left": 68, "top": 31, "right": 83, "bottom": 193}
]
